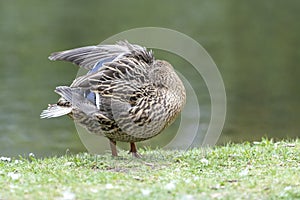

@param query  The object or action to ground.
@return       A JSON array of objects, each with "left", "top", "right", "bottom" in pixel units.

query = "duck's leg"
[
  {"left": 109, "top": 139, "right": 118, "bottom": 157},
  {"left": 129, "top": 142, "right": 142, "bottom": 158}
]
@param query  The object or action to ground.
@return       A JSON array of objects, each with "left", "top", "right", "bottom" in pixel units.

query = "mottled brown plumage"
[{"left": 41, "top": 41, "right": 186, "bottom": 157}]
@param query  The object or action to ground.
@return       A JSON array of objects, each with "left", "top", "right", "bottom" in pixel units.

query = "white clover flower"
[
  {"left": 7, "top": 172, "right": 21, "bottom": 180},
  {"left": 29, "top": 153, "right": 35, "bottom": 157},
  {"left": 0, "top": 156, "right": 11, "bottom": 162},
  {"left": 105, "top": 183, "right": 114, "bottom": 189},
  {"left": 141, "top": 188, "right": 151, "bottom": 196},
  {"left": 165, "top": 182, "right": 176, "bottom": 190},
  {"left": 200, "top": 158, "right": 209, "bottom": 165},
  {"left": 239, "top": 167, "right": 249, "bottom": 176},
  {"left": 60, "top": 189, "right": 75, "bottom": 200}
]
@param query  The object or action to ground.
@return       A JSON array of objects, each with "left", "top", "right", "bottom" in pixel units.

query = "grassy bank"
[{"left": 0, "top": 138, "right": 299, "bottom": 199}]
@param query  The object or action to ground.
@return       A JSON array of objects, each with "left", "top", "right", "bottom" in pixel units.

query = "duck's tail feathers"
[{"left": 40, "top": 105, "right": 72, "bottom": 119}]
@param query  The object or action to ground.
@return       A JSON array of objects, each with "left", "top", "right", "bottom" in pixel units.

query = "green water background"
[{"left": 0, "top": 1, "right": 299, "bottom": 157}]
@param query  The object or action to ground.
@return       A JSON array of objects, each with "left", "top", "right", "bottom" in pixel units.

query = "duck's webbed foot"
[{"left": 129, "top": 142, "right": 142, "bottom": 158}]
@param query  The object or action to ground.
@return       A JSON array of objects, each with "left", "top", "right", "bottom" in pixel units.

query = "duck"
[{"left": 41, "top": 41, "right": 186, "bottom": 157}]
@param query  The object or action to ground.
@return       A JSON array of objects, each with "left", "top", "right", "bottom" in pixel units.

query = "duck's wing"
[
  {"left": 48, "top": 41, "right": 154, "bottom": 71},
  {"left": 68, "top": 56, "right": 166, "bottom": 138}
]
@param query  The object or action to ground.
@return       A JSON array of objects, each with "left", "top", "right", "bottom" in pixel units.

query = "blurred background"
[{"left": 0, "top": 0, "right": 299, "bottom": 157}]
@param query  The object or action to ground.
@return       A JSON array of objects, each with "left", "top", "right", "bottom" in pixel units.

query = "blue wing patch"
[
  {"left": 88, "top": 57, "right": 116, "bottom": 74},
  {"left": 85, "top": 90, "right": 95, "bottom": 104},
  {"left": 85, "top": 57, "right": 115, "bottom": 105}
]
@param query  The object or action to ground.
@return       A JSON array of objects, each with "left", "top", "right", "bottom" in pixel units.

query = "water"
[{"left": 0, "top": 1, "right": 299, "bottom": 157}]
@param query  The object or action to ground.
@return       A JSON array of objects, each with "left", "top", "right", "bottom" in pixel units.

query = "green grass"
[{"left": 0, "top": 138, "right": 299, "bottom": 200}]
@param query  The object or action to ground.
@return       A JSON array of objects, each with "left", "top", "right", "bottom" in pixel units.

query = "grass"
[{"left": 0, "top": 138, "right": 299, "bottom": 200}]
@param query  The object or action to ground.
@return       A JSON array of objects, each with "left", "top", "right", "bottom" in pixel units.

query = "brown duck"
[{"left": 41, "top": 41, "right": 186, "bottom": 157}]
